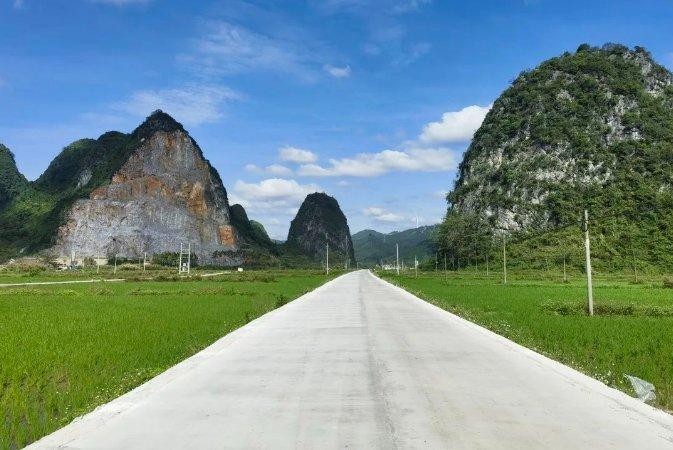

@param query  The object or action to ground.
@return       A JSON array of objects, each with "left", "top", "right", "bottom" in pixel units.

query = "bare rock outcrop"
[
  {"left": 286, "top": 193, "right": 355, "bottom": 265},
  {"left": 53, "top": 111, "right": 241, "bottom": 265}
]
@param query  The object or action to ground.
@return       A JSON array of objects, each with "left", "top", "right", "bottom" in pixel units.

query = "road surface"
[{"left": 29, "top": 270, "right": 673, "bottom": 449}]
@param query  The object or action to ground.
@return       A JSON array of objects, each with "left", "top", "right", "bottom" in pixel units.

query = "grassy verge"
[
  {"left": 0, "top": 270, "right": 337, "bottom": 449},
  {"left": 0, "top": 267, "right": 230, "bottom": 284},
  {"left": 378, "top": 270, "right": 673, "bottom": 412}
]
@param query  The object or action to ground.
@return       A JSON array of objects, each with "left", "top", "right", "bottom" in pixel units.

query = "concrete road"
[{"left": 29, "top": 270, "right": 673, "bottom": 449}]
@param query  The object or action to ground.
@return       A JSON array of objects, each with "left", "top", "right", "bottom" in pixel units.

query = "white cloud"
[
  {"left": 393, "top": 42, "right": 431, "bottom": 66},
  {"left": 420, "top": 104, "right": 491, "bottom": 143},
  {"left": 231, "top": 178, "right": 320, "bottom": 214},
  {"left": 183, "top": 21, "right": 315, "bottom": 79},
  {"left": 324, "top": 64, "right": 352, "bottom": 78},
  {"left": 89, "top": 0, "right": 150, "bottom": 5},
  {"left": 283, "top": 103, "right": 490, "bottom": 180},
  {"left": 364, "top": 207, "right": 406, "bottom": 223},
  {"left": 433, "top": 190, "right": 448, "bottom": 199},
  {"left": 297, "top": 147, "right": 457, "bottom": 177},
  {"left": 363, "top": 207, "right": 429, "bottom": 227},
  {"left": 392, "top": 0, "right": 432, "bottom": 13},
  {"left": 113, "top": 84, "right": 239, "bottom": 126},
  {"left": 316, "top": 0, "right": 431, "bottom": 14},
  {"left": 245, "top": 163, "right": 293, "bottom": 176},
  {"left": 363, "top": 43, "right": 382, "bottom": 55},
  {"left": 265, "top": 164, "right": 293, "bottom": 176},
  {"left": 279, "top": 146, "right": 318, "bottom": 163},
  {"left": 13, "top": 0, "right": 24, "bottom": 9},
  {"left": 313, "top": 1, "right": 431, "bottom": 70}
]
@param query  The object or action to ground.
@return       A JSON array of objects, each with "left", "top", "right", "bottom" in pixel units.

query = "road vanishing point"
[{"left": 30, "top": 270, "right": 673, "bottom": 449}]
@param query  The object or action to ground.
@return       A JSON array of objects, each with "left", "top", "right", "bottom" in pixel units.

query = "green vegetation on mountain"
[
  {"left": 440, "top": 43, "right": 673, "bottom": 272},
  {"left": 0, "top": 145, "right": 28, "bottom": 209},
  {"left": 286, "top": 193, "right": 355, "bottom": 266},
  {"left": 229, "top": 203, "right": 277, "bottom": 252},
  {"left": 250, "top": 220, "right": 271, "bottom": 241},
  {"left": 35, "top": 111, "right": 189, "bottom": 198},
  {"left": 352, "top": 225, "right": 438, "bottom": 267}
]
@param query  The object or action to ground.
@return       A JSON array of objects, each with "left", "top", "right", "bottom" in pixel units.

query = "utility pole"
[
  {"left": 414, "top": 255, "right": 418, "bottom": 278},
  {"left": 632, "top": 245, "right": 638, "bottom": 283},
  {"left": 396, "top": 244, "right": 400, "bottom": 275},
  {"left": 187, "top": 243, "right": 191, "bottom": 275},
  {"left": 584, "top": 209, "right": 594, "bottom": 316},
  {"left": 143, "top": 252, "right": 147, "bottom": 272},
  {"left": 326, "top": 242, "right": 329, "bottom": 275},
  {"left": 114, "top": 254, "right": 118, "bottom": 275},
  {"left": 178, "top": 243, "right": 183, "bottom": 274},
  {"left": 502, "top": 236, "right": 507, "bottom": 284}
]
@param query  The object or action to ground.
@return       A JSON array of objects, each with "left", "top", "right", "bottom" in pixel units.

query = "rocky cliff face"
[
  {"left": 450, "top": 44, "right": 673, "bottom": 231},
  {"left": 52, "top": 111, "right": 241, "bottom": 265},
  {"left": 286, "top": 193, "right": 355, "bottom": 264}
]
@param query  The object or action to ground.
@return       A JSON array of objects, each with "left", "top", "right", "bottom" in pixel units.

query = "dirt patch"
[
  {"left": 187, "top": 182, "right": 208, "bottom": 216},
  {"left": 218, "top": 225, "right": 236, "bottom": 246}
]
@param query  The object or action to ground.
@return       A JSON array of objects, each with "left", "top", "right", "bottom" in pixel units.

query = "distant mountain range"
[{"left": 352, "top": 225, "right": 439, "bottom": 267}]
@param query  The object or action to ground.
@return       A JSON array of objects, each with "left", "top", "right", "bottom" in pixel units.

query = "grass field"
[
  {"left": 379, "top": 269, "right": 673, "bottom": 413},
  {"left": 0, "top": 270, "right": 335, "bottom": 449}
]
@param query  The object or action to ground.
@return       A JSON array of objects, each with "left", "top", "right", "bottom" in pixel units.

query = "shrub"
[
  {"left": 275, "top": 294, "right": 288, "bottom": 308},
  {"left": 82, "top": 257, "right": 97, "bottom": 268},
  {"left": 89, "top": 287, "right": 112, "bottom": 296}
]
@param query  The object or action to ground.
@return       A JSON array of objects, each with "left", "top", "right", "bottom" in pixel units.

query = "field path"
[
  {"left": 0, "top": 271, "right": 228, "bottom": 288},
  {"left": 29, "top": 270, "right": 673, "bottom": 449},
  {"left": 0, "top": 278, "right": 126, "bottom": 288}
]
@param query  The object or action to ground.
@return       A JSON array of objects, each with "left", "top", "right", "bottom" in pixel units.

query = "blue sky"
[{"left": 2, "top": 0, "right": 673, "bottom": 239}]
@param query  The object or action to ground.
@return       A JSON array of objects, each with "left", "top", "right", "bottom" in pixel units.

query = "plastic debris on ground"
[{"left": 624, "top": 375, "right": 656, "bottom": 403}]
